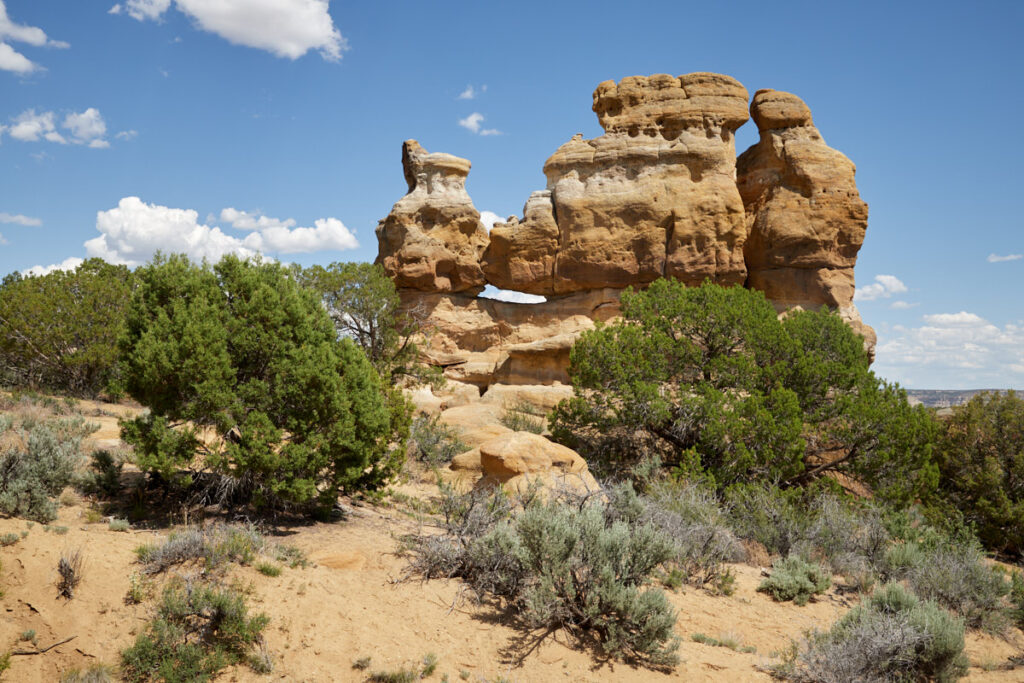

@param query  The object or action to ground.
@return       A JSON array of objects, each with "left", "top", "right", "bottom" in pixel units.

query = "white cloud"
[
  {"left": 64, "top": 108, "right": 109, "bottom": 147},
  {"left": 457, "top": 84, "right": 486, "bottom": 100},
  {"left": 23, "top": 257, "right": 83, "bottom": 277},
  {"left": 121, "top": 0, "right": 171, "bottom": 21},
  {"left": 0, "top": 0, "right": 69, "bottom": 73},
  {"left": 116, "top": 130, "right": 138, "bottom": 140},
  {"left": 987, "top": 253, "right": 1022, "bottom": 263},
  {"left": 85, "top": 198, "right": 250, "bottom": 267},
  {"left": 123, "top": 0, "right": 347, "bottom": 61},
  {"left": 8, "top": 109, "right": 62, "bottom": 142},
  {"left": 257, "top": 217, "right": 357, "bottom": 253},
  {"left": 890, "top": 300, "right": 918, "bottom": 310},
  {"left": 0, "top": 41, "right": 35, "bottom": 73},
  {"left": 220, "top": 207, "right": 357, "bottom": 253},
  {"left": 854, "top": 274, "right": 908, "bottom": 301},
  {"left": 84, "top": 197, "right": 358, "bottom": 266},
  {"left": 6, "top": 108, "right": 112, "bottom": 148},
  {"left": 874, "top": 311, "right": 1024, "bottom": 389},
  {"left": 458, "top": 111, "right": 502, "bottom": 136},
  {"left": 0, "top": 233, "right": 6, "bottom": 245},
  {"left": 0, "top": 212, "right": 41, "bottom": 226},
  {"left": 220, "top": 207, "right": 295, "bottom": 231},
  {"left": 479, "top": 211, "right": 504, "bottom": 232},
  {"left": 922, "top": 311, "right": 986, "bottom": 326},
  {"left": 479, "top": 285, "right": 546, "bottom": 304}
]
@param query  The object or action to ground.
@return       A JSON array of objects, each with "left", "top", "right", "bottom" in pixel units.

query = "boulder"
[
  {"left": 375, "top": 140, "right": 489, "bottom": 293},
  {"left": 476, "top": 431, "right": 599, "bottom": 494}
]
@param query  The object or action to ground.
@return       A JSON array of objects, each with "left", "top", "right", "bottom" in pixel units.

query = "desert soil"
[{"left": 0, "top": 401, "right": 1021, "bottom": 682}]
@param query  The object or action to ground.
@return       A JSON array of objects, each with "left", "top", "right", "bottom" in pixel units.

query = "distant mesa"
[{"left": 375, "top": 73, "right": 875, "bottom": 394}]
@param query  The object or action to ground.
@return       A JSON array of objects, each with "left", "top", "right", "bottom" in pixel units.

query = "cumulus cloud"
[
  {"left": 5, "top": 108, "right": 111, "bottom": 147},
  {"left": 64, "top": 108, "right": 109, "bottom": 146},
  {"left": 854, "top": 274, "right": 907, "bottom": 301},
  {"left": 84, "top": 197, "right": 358, "bottom": 266},
  {"left": 457, "top": 84, "right": 486, "bottom": 100},
  {"left": 117, "top": 0, "right": 347, "bottom": 61},
  {"left": 874, "top": 311, "right": 1024, "bottom": 389},
  {"left": 220, "top": 207, "right": 295, "bottom": 231},
  {"left": 8, "top": 109, "right": 64, "bottom": 142},
  {"left": 23, "top": 257, "right": 83, "bottom": 277},
  {"left": 478, "top": 285, "right": 546, "bottom": 304},
  {"left": 0, "top": 212, "right": 41, "bottom": 226},
  {"left": 479, "top": 210, "right": 505, "bottom": 232},
  {"left": 116, "top": 129, "right": 139, "bottom": 140},
  {"left": 0, "top": 41, "right": 35, "bottom": 73},
  {"left": 987, "top": 253, "right": 1022, "bottom": 263},
  {"left": 458, "top": 112, "right": 501, "bottom": 136},
  {"left": 0, "top": 0, "right": 69, "bottom": 73}
]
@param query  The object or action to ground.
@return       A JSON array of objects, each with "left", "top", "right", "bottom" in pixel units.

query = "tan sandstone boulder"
[
  {"left": 737, "top": 89, "right": 874, "bottom": 354},
  {"left": 476, "top": 431, "right": 599, "bottom": 494},
  {"left": 375, "top": 140, "right": 489, "bottom": 293}
]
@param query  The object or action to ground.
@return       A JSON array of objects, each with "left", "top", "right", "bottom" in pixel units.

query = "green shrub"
[
  {"left": 1010, "top": 571, "right": 1024, "bottom": 628},
  {"left": 0, "top": 532, "right": 19, "bottom": 546},
  {"left": 758, "top": 555, "right": 831, "bottom": 606},
  {"left": 0, "top": 259, "right": 133, "bottom": 398},
  {"left": 0, "top": 415, "right": 96, "bottom": 522},
  {"left": 411, "top": 485, "right": 680, "bottom": 670},
  {"left": 783, "top": 583, "right": 968, "bottom": 682},
  {"left": 76, "top": 449, "right": 124, "bottom": 498},
  {"left": 499, "top": 401, "right": 545, "bottom": 434},
  {"left": 934, "top": 391, "right": 1024, "bottom": 555},
  {"left": 549, "top": 279, "right": 938, "bottom": 504},
  {"left": 120, "top": 577, "right": 269, "bottom": 682},
  {"left": 109, "top": 519, "right": 130, "bottom": 532},
  {"left": 119, "top": 254, "right": 407, "bottom": 512},
  {"left": 615, "top": 480, "right": 743, "bottom": 586},
  {"left": 408, "top": 414, "right": 467, "bottom": 467},
  {"left": 256, "top": 562, "right": 281, "bottom": 577},
  {"left": 884, "top": 540, "right": 1011, "bottom": 632}
]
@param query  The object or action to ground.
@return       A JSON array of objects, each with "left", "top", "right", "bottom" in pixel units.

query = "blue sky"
[{"left": 1, "top": 0, "right": 1021, "bottom": 389}]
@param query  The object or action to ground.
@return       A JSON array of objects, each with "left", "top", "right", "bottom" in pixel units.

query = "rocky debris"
[
  {"left": 737, "top": 89, "right": 868, "bottom": 321},
  {"left": 375, "top": 140, "right": 489, "bottom": 293}
]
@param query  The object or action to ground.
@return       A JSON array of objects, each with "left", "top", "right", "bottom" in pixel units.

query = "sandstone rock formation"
[
  {"left": 375, "top": 140, "right": 489, "bottom": 293},
  {"left": 737, "top": 90, "right": 869, "bottom": 331},
  {"left": 483, "top": 73, "right": 751, "bottom": 295},
  {"left": 377, "top": 73, "right": 875, "bottom": 394}
]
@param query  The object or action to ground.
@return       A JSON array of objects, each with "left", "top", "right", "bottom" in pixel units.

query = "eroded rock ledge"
[{"left": 375, "top": 73, "right": 875, "bottom": 396}]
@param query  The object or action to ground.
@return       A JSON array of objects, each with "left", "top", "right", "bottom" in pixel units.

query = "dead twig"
[{"left": 11, "top": 635, "right": 77, "bottom": 655}]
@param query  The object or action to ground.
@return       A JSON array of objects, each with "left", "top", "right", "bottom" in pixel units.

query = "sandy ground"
[{"left": 0, "top": 399, "right": 1021, "bottom": 681}]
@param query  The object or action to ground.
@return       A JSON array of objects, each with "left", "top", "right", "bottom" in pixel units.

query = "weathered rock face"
[
  {"left": 406, "top": 287, "right": 621, "bottom": 388},
  {"left": 737, "top": 89, "right": 867, "bottom": 314},
  {"left": 481, "top": 73, "right": 751, "bottom": 295},
  {"left": 375, "top": 140, "right": 489, "bottom": 293},
  {"left": 378, "top": 74, "right": 876, "bottom": 390}
]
